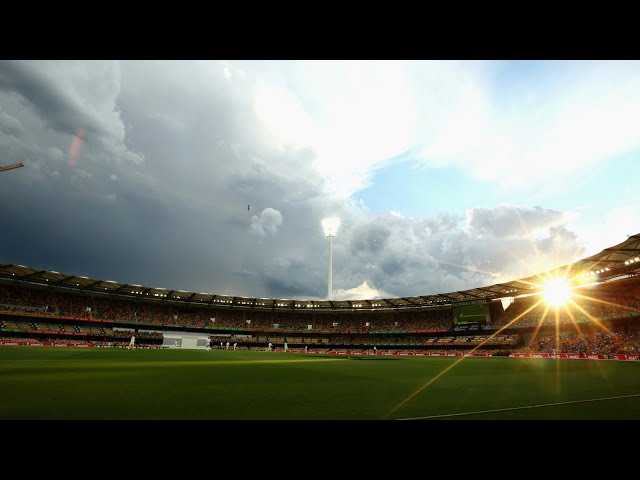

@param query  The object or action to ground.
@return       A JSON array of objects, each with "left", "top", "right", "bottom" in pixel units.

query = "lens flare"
[
  {"left": 543, "top": 278, "right": 570, "bottom": 307},
  {"left": 68, "top": 128, "right": 86, "bottom": 167},
  {"left": 386, "top": 230, "right": 637, "bottom": 418}
]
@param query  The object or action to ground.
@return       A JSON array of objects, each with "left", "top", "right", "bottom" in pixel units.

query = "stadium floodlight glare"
[
  {"left": 322, "top": 217, "right": 340, "bottom": 237},
  {"left": 543, "top": 277, "right": 570, "bottom": 307},
  {"left": 322, "top": 217, "right": 340, "bottom": 300}
]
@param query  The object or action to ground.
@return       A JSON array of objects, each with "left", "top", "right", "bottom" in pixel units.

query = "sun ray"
[
  {"left": 519, "top": 277, "right": 547, "bottom": 289},
  {"left": 485, "top": 233, "right": 563, "bottom": 288},
  {"left": 554, "top": 306, "right": 561, "bottom": 400},
  {"left": 385, "top": 228, "right": 636, "bottom": 418},
  {"left": 511, "top": 205, "right": 545, "bottom": 261},
  {"left": 385, "top": 298, "right": 545, "bottom": 418},
  {"left": 568, "top": 300, "right": 611, "bottom": 334},
  {"left": 571, "top": 292, "right": 640, "bottom": 315},
  {"left": 553, "top": 307, "right": 560, "bottom": 354},
  {"left": 428, "top": 257, "right": 502, "bottom": 279},
  {"left": 585, "top": 259, "right": 610, "bottom": 275},
  {"left": 564, "top": 304, "right": 615, "bottom": 390},
  {"left": 529, "top": 303, "right": 551, "bottom": 348},
  {"left": 492, "top": 243, "right": 565, "bottom": 290},
  {"left": 554, "top": 306, "right": 561, "bottom": 355},
  {"left": 496, "top": 247, "right": 542, "bottom": 280},
  {"left": 499, "top": 213, "right": 585, "bottom": 291},
  {"left": 559, "top": 263, "right": 580, "bottom": 292},
  {"left": 563, "top": 302, "right": 585, "bottom": 337}
]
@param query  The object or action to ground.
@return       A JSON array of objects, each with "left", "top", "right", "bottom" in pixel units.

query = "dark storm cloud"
[
  {"left": 262, "top": 257, "right": 325, "bottom": 299},
  {"left": 263, "top": 277, "right": 319, "bottom": 299},
  {"left": 0, "top": 60, "right": 337, "bottom": 299},
  {"left": 223, "top": 146, "right": 325, "bottom": 217},
  {"left": 0, "top": 61, "right": 124, "bottom": 141},
  {"left": 0, "top": 61, "right": 585, "bottom": 301},
  {"left": 380, "top": 252, "right": 406, "bottom": 276},
  {"left": 0, "top": 107, "right": 23, "bottom": 136}
]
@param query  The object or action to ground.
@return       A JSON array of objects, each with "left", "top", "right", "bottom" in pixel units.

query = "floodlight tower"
[{"left": 322, "top": 217, "right": 340, "bottom": 301}]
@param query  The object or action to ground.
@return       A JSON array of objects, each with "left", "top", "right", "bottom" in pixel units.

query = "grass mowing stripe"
[
  {"left": 397, "top": 392, "right": 640, "bottom": 420},
  {"left": 0, "top": 357, "right": 345, "bottom": 370},
  {"left": 2, "top": 350, "right": 640, "bottom": 419}
]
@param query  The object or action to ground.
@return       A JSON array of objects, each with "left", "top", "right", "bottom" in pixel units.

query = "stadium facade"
[{"left": 1, "top": 234, "right": 639, "bottom": 354}]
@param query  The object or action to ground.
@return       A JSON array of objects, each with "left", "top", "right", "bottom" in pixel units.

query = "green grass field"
[{"left": 2, "top": 346, "right": 640, "bottom": 420}]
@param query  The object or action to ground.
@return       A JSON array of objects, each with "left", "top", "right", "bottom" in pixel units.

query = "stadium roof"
[{"left": 1, "top": 233, "right": 639, "bottom": 311}]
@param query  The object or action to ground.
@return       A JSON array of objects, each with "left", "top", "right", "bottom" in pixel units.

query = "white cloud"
[
  {"left": 466, "top": 205, "right": 568, "bottom": 238},
  {"left": 571, "top": 203, "right": 640, "bottom": 259},
  {"left": 332, "top": 281, "right": 394, "bottom": 301},
  {"left": 249, "top": 208, "right": 283, "bottom": 238},
  {"left": 251, "top": 60, "right": 417, "bottom": 196},
  {"left": 317, "top": 202, "right": 584, "bottom": 299},
  {"left": 243, "top": 60, "right": 640, "bottom": 197},
  {"left": 416, "top": 61, "right": 640, "bottom": 190}
]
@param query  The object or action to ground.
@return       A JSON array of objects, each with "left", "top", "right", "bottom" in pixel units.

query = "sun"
[{"left": 543, "top": 277, "right": 570, "bottom": 307}]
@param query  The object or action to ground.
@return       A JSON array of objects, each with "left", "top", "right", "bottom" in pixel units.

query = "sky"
[{"left": 0, "top": 60, "right": 639, "bottom": 301}]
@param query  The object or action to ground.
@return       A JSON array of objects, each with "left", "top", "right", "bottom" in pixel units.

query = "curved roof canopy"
[{"left": 1, "top": 234, "right": 639, "bottom": 311}]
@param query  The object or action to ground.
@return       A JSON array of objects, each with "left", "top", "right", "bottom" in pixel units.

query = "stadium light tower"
[{"left": 322, "top": 217, "right": 340, "bottom": 301}]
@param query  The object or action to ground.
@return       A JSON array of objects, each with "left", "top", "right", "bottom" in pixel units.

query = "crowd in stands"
[
  {"left": 0, "top": 317, "right": 163, "bottom": 342},
  {"left": 198, "top": 309, "right": 454, "bottom": 333},
  {"left": 0, "top": 284, "right": 189, "bottom": 326},
  {"left": 0, "top": 336, "right": 161, "bottom": 348},
  {"left": 325, "top": 333, "right": 519, "bottom": 347},
  {"left": 0, "top": 336, "right": 60, "bottom": 343},
  {"left": 493, "top": 280, "right": 640, "bottom": 329},
  {"left": 205, "top": 332, "right": 519, "bottom": 351},
  {"left": 0, "top": 282, "right": 455, "bottom": 333},
  {"left": 2, "top": 276, "right": 639, "bottom": 339},
  {"left": 521, "top": 330, "right": 640, "bottom": 355}
]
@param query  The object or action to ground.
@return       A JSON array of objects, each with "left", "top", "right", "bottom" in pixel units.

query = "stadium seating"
[{"left": 2, "top": 276, "right": 640, "bottom": 354}]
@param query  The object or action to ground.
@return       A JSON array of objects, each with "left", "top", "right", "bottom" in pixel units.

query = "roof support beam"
[
  {"left": 603, "top": 248, "right": 640, "bottom": 254},
  {"left": 53, "top": 275, "right": 77, "bottom": 286},
  {"left": 112, "top": 284, "right": 134, "bottom": 295},
  {"left": 21, "top": 270, "right": 47, "bottom": 280},
  {"left": 401, "top": 297, "right": 418, "bottom": 306},
  {"left": 85, "top": 280, "right": 102, "bottom": 290},
  {"left": 457, "top": 291, "right": 481, "bottom": 299},
  {"left": 437, "top": 294, "right": 457, "bottom": 302}
]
